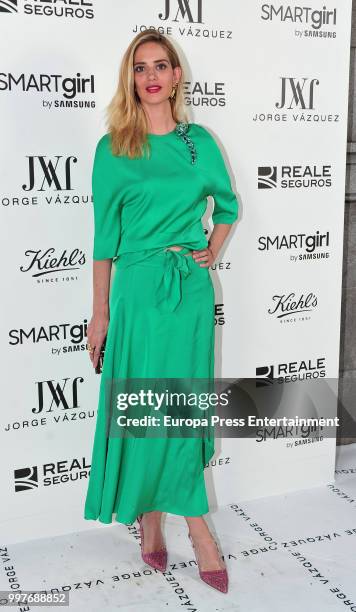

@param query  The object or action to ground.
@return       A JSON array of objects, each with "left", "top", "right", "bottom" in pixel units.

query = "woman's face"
[{"left": 133, "top": 41, "right": 181, "bottom": 107}]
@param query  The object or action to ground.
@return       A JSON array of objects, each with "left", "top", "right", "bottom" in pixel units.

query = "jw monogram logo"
[{"left": 158, "top": 0, "right": 203, "bottom": 23}]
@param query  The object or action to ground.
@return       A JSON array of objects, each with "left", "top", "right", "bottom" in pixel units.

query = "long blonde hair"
[{"left": 106, "top": 31, "right": 189, "bottom": 159}]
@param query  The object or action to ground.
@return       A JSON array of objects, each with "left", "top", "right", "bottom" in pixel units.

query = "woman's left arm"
[{"left": 193, "top": 131, "right": 239, "bottom": 267}]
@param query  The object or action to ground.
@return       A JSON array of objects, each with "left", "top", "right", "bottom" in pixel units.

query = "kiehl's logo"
[{"left": 20, "top": 248, "right": 86, "bottom": 277}]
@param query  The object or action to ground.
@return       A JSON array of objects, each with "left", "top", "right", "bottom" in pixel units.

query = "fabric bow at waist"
[
  {"left": 115, "top": 246, "right": 193, "bottom": 314},
  {"left": 156, "top": 248, "right": 191, "bottom": 313}
]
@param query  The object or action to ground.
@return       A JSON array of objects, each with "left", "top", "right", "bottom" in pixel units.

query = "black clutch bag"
[{"left": 95, "top": 336, "right": 107, "bottom": 374}]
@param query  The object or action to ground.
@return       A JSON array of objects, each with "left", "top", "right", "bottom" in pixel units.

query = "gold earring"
[{"left": 169, "top": 82, "right": 178, "bottom": 99}]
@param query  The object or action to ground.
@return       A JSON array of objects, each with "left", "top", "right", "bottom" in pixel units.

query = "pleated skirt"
[{"left": 84, "top": 246, "right": 215, "bottom": 525}]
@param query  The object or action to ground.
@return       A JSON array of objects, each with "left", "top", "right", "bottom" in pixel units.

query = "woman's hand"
[
  {"left": 192, "top": 245, "right": 217, "bottom": 267},
  {"left": 87, "top": 314, "right": 109, "bottom": 370}
]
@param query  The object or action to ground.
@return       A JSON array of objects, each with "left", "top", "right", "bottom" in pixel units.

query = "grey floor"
[{"left": 1, "top": 443, "right": 355, "bottom": 611}]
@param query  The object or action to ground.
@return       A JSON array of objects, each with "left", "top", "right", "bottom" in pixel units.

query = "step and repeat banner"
[{"left": 0, "top": 1, "right": 352, "bottom": 544}]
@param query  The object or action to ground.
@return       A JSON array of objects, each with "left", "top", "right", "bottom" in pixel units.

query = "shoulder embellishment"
[{"left": 174, "top": 122, "right": 197, "bottom": 165}]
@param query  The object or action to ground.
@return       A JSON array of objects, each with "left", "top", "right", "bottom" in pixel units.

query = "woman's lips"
[{"left": 146, "top": 86, "right": 162, "bottom": 93}]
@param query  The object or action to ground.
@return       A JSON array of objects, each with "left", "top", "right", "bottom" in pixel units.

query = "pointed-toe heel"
[
  {"left": 188, "top": 532, "right": 228, "bottom": 593},
  {"left": 137, "top": 513, "right": 167, "bottom": 572}
]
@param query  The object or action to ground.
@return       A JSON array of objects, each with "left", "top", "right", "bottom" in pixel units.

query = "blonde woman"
[{"left": 84, "top": 30, "right": 238, "bottom": 594}]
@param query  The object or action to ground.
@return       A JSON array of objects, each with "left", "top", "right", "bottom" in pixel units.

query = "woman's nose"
[{"left": 147, "top": 67, "right": 158, "bottom": 78}]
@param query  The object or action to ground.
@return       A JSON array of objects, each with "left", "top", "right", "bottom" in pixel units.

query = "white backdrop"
[{"left": 0, "top": 0, "right": 352, "bottom": 544}]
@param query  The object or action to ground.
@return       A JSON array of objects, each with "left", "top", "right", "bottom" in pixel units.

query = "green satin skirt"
[{"left": 84, "top": 247, "right": 215, "bottom": 525}]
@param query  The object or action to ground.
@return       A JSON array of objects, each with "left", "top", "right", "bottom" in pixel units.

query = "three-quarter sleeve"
[
  {"left": 92, "top": 135, "right": 121, "bottom": 260},
  {"left": 208, "top": 133, "right": 239, "bottom": 226}
]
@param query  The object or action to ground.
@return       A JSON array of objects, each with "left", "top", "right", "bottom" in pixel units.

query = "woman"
[{"left": 84, "top": 30, "right": 238, "bottom": 594}]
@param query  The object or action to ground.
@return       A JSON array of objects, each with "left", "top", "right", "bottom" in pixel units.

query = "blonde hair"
[{"left": 106, "top": 30, "right": 189, "bottom": 159}]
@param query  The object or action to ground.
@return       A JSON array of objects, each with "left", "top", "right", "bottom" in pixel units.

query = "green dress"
[{"left": 84, "top": 122, "right": 238, "bottom": 525}]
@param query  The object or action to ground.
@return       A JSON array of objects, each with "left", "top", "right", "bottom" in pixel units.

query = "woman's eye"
[{"left": 134, "top": 64, "right": 167, "bottom": 72}]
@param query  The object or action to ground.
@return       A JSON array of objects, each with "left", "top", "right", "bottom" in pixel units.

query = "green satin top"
[{"left": 91, "top": 122, "right": 239, "bottom": 261}]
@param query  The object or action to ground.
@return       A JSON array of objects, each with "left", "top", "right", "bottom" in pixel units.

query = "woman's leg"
[
  {"left": 184, "top": 516, "right": 226, "bottom": 571},
  {"left": 139, "top": 512, "right": 225, "bottom": 571},
  {"left": 139, "top": 511, "right": 165, "bottom": 553}
]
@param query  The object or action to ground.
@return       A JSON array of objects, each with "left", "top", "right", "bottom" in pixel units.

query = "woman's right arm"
[
  {"left": 87, "top": 135, "right": 121, "bottom": 369},
  {"left": 87, "top": 259, "right": 112, "bottom": 370}
]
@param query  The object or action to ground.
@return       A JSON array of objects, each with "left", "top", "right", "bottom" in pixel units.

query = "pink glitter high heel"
[
  {"left": 137, "top": 513, "right": 167, "bottom": 572},
  {"left": 188, "top": 532, "right": 228, "bottom": 593}
]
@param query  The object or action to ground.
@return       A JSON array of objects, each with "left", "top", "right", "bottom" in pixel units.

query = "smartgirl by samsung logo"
[
  {"left": 0, "top": 72, "right": 95, "bottom": 107},
  {"left": 261, "top": 4, "right": 337, "bottom": 39},
  {"left": 257, "top": 231, "right": 331, "bottom": 262}
]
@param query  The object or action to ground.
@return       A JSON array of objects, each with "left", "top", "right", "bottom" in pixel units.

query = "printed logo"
[
  {"left": 0, "top": 72, "right": 96, "bottom": 108},
  {"left": 14, "top": 466, "right": 38, "bottom": 492},
  {"left": 256, "top": 365, "right": 274, "bottom": 387},
  {"left": 133, "top": 0, "right": 232, "bottom": 40},
  {"left": 276, "top": 77, "right": 319, "bottom": 110},
  {"left": 0, "top": 0, "right": 17, "bottom": 13},
  {"left": 14, "top": 457, "right": 90, "bottom": 491},
  {"left": 267, "top": 292, "right": 318, "bottom": 321},
  {"left": 32, "top": 376, "right": 84, "bottom": 415},
  {"left": 253, "top": 77, "right": 339, "bottom": 123},
  {"left": 184, "top": 80, "right": 226, "bottom": 108},
  {"left": 5, "top": 376, "right": 95, "bottom": 433},
  {"left": 23, "top": 155, "right": 77, "bottom": 192},
  {"left": 257, "top": 230, "right": 331, "bottom": 263},
  {"left": 9, "top": 318, "right": 89, "bottom": 348},
  {"left": 256, "top": 357, "right": 326, "bottom": 384},
  {"left": 261, "top": 4, "right": 337, "bottom": 40},
  {"left": 215, "top": 303, "right": 225, "bottom": 326},
  {"left": 2, "top": 0, "right": 94, "bottom": 19},
  {"left": 257, "top": 164, "right": 332, "bottom": 189},
  {"left": 159, "top": 0, "right": 203, "bottom": 23},
  {"left": 1, "top": 153, "right": 92, "bottom": 209},
  {"left": 19, "top": 247, "right": 86, "bottom": 281},
  {"left": 258, "top": 166, "right": 277, "bottom": 189}
]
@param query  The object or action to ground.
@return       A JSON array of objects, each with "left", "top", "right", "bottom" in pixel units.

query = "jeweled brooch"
[{"left": 174, "top": 122, "right": 197, "bottom": 165}]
